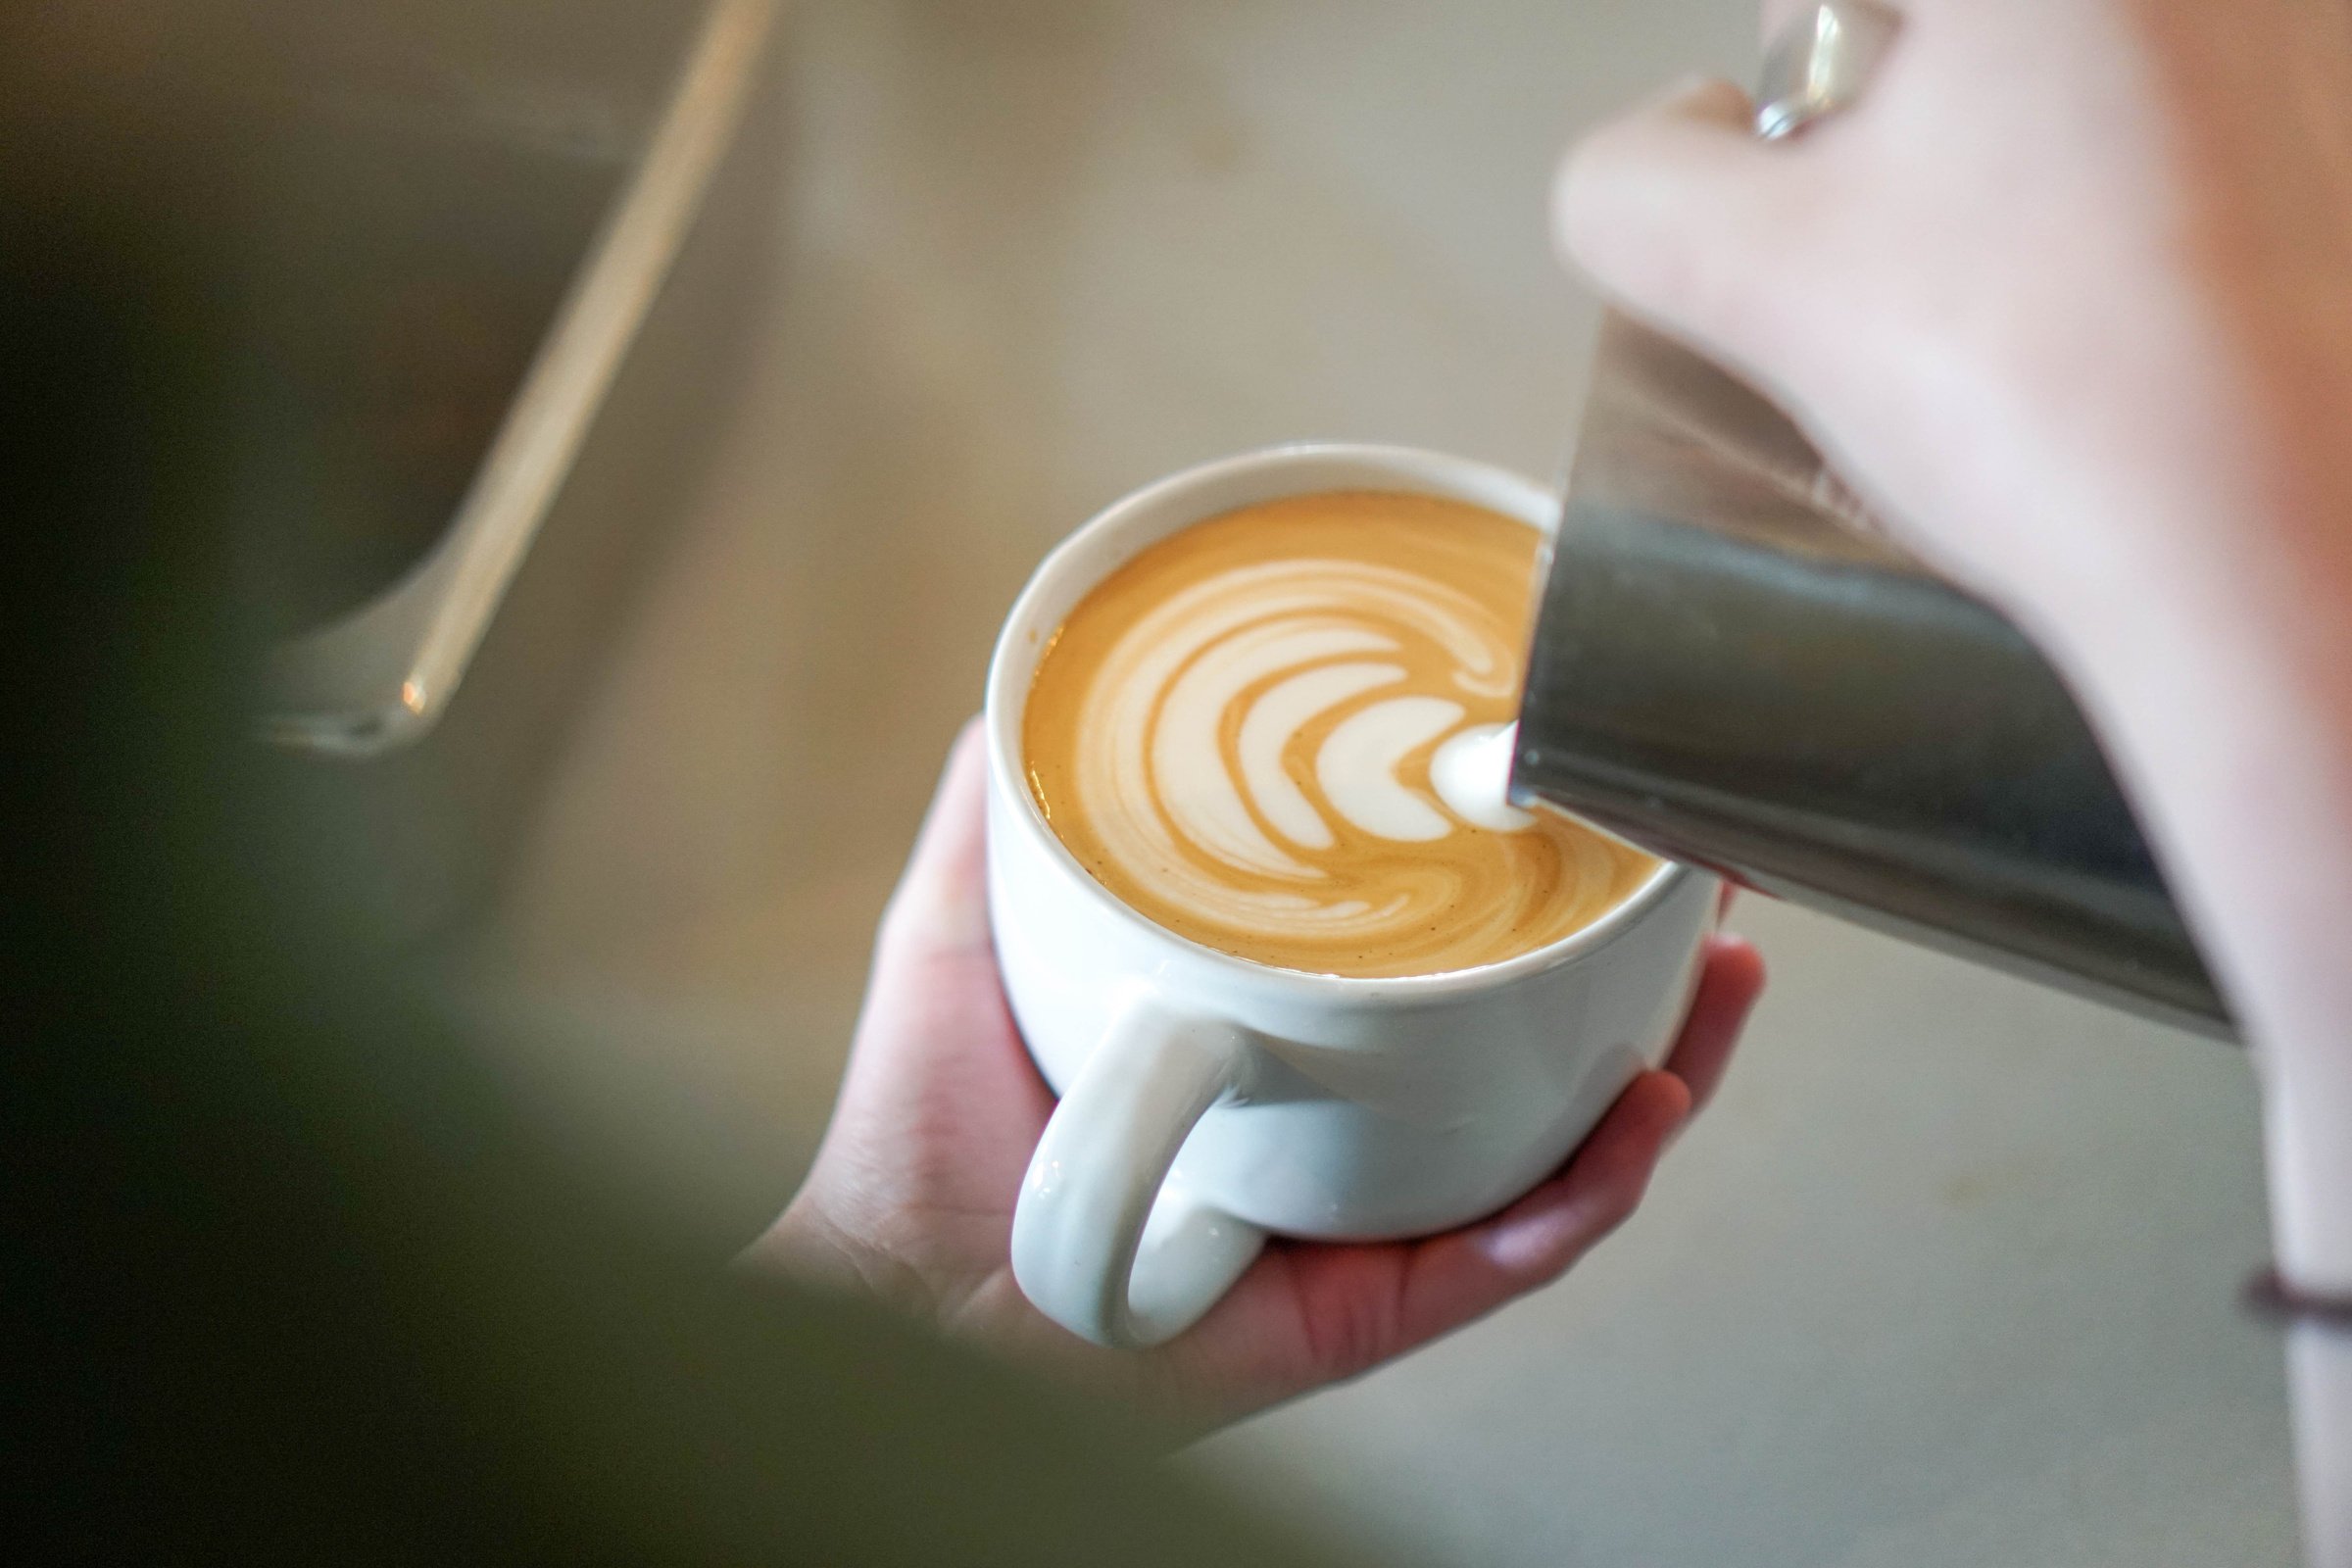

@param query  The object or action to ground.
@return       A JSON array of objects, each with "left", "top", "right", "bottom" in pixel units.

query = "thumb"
[{"left": 1554, "top": 76, "right": 1799, "bottom": 356}]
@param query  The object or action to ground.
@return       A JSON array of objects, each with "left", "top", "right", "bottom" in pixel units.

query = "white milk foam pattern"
[{"left": 1085, "top": 558, "right": 1516, "bottom": 936}]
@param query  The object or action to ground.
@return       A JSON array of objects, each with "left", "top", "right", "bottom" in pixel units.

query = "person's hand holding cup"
[{"left": 754, "top": 446, "right": 1764, "bottom": 1429}]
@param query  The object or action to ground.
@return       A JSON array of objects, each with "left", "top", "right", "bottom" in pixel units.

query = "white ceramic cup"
[{"left": 986, "top": 443, "right": 1717, "bottom": 1349}]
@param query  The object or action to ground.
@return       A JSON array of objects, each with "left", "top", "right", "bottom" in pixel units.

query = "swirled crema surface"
[{"left": 1023, "top": 491, "right": 1658, "bottom": 977}]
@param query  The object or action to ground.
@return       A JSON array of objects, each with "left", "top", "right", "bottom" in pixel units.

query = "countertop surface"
[{"left": 454, "top": 3, "right": 2299, "bottom": 1561}]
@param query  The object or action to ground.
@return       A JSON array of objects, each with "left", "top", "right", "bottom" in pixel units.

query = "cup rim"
[{"left": 985, "top": 441, "right": 1696, "bottom": 1002}]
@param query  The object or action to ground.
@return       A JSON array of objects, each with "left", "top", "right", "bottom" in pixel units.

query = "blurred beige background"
[{"left": 409, "top": 4, "right": 2298, "bottom": 1563}]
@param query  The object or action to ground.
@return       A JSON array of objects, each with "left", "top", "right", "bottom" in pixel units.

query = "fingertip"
[
  {"left": 1707, "top": 931, "right": 1768, "bottom": 1004},
  {"left": 944, "top": 711, "right": 990, "bottom": 790},
  {"left": 1622, "top": 1063, "right": 1695, "bottom": 1130},
  {"left": 1612, "top": 1069, "right": 1694, "bottom": 1176},
  {"left": 1712, "top": 930, "right": 1768, "bottom": 968}
]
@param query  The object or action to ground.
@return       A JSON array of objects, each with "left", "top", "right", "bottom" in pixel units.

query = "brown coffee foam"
[{"left": 1024, "top": 491, "right": 1657, "bottom": 978}]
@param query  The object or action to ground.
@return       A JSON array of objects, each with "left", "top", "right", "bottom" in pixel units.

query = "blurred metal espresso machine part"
[{"left": 1510, "top": 2, "right": 2231, "bottom": 1036}]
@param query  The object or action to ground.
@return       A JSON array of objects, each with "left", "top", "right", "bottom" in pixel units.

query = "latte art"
[{"left": 1025, "top": 492, "right": 1657, "bottom": 977}]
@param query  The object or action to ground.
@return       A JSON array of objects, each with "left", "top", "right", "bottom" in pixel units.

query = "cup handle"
[{"left": 1009, "top": 996, "right": 1266, "bottom": 1348}]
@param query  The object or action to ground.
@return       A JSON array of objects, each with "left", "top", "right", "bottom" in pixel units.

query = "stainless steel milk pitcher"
[{"left": 1511, "top": 313, "right": 2229, "bottom": 1035}]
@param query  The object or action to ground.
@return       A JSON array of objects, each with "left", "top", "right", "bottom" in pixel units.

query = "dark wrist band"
[{"left": 2245, "top": 1268, "right": 2352, "bottom": 1330}]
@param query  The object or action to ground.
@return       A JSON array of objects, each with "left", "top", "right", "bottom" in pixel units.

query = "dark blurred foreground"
[{"left": 0, "top": 6, "right": 1327, "bottom": 1560}]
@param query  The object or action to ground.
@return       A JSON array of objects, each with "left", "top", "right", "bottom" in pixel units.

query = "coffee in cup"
[{"left": 1021, "top": 489, "right": 1656, "bottom": 978}]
